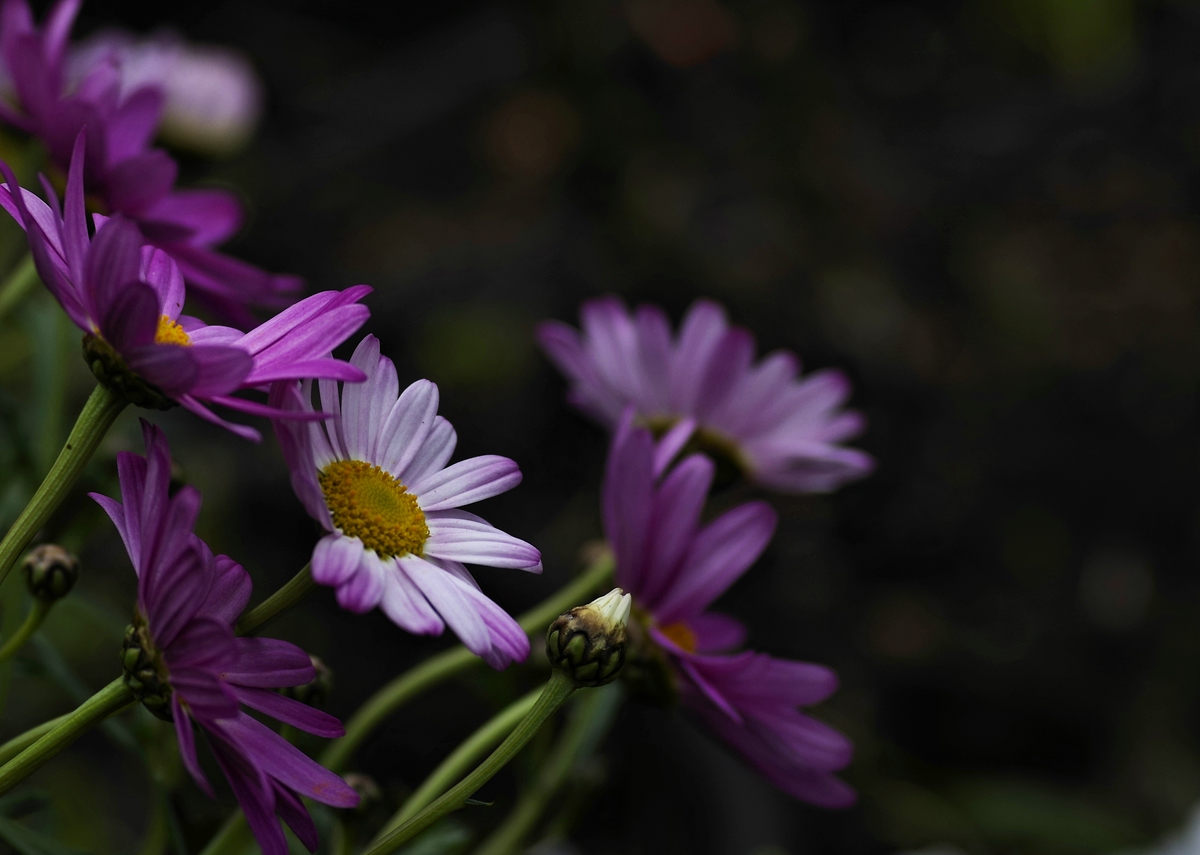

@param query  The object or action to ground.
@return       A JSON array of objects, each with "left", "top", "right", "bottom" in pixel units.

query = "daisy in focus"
[
  {"left": 91, "top": 422, "right": 358, "bottom": 855},
  {"left": 271, "top": 335, "right": 542, "bottom": 669},
  {"left": 0, "top": 135, "right": 370, "bottom": 440},
  {"left": 604, "top": 410, "right": 856, "bottom": 807},
  {"left": 538, "top": 296, "right": 874, "bottom": 493}
]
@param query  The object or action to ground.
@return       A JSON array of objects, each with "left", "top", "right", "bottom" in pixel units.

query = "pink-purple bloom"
[
  {"left": 0, "top": 0, "right": 297, "bottom": 320},
  {"left": 92, "top": 421, "right": 358, "bottom": 855},
  {"left": 270, "top": 335, "right": 542, "bottom": 669},
  {"left": 539, "top": 296, "right": 874, "bottom": 493},
  {"left": 605, "top": 411, "right": 856, "bottom": 807},
  {"left": 0, "top": 136, "right": 370, "bottom": 440}
]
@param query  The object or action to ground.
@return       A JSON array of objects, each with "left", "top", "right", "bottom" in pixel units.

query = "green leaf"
[{"left": 0, "top": 815, "right": 92, "bottom": 855}]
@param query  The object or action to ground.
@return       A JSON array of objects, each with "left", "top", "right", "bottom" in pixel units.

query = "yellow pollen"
[
  {"left": 155, "top": 316, "right": 191, "bottom": 346},
  {"left": 658, "top": 621, "right": 698, "bottom": 653},
  {"left": 318, "top": 460, "right": 429, "bottom": 558}
]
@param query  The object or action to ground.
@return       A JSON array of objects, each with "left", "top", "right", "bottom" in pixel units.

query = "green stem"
[
  {"left": 0, "top": 677, "right": 133, "bottom": 795},
  {"left": 0, "top": 713, "right": 67, "bottom": 767},
  {"left": 384, "top": 686, "right": 542, "bottom": 835},
  {"left": 196, "top": 810, "right": 252, "bottom": 855},
  {"left": 0, "top": 254, "right": 38, "bottom": 319},
  {"left": 0, "top": 384, "right": 125, "bottom": 589},
  {"left": 235, "top": 563, "right": 314, "bottom": 636},
  {"left": 363, "top": 670, "right": 577, "bottom": 855},
  {"left": 0, "top": 600, "right": 50, "bottom": 663},
  {"left": 322, "top": 553, "right": 613, "bottom": 773},
  {"left": 473, "top": 686, "right": 623, "bottom": 855}
]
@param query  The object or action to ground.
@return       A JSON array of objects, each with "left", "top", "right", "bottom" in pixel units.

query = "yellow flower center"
[
  {"left": 155, "top": 316, "right": 191, "bottom": 346},
  {"left": 658, "top": 621, "right": 697, "bottom": 653},
  {"left": 318, "top": 460, "right": 429, "bottom": 558}
]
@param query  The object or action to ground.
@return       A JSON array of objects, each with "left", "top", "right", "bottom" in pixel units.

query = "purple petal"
[
  {"left": 171, "top": 699, "right": 212, "bottom": 796},
  {"left": 379, "top": 379, "right": 439, "bottom": 477},
  {"left": 691, "top": 612, "right": 747, "bottom": 653},
  {"left": 311, "top": 534, "right": 364, "bottom": 587},
  {"left": 602, "top": 412, "right": 654, "bottom": 594},
  {"left": 224, "top": 637, "right": 315, "bottom": 688},
  {"left": 396, "top": 415, "right": 456, "bottom": 486},
  {"left": 638, "top": 453, "right": 713, "bottom": 607},
  {"left": 201, "top": 554, "right": 252, "bottom": 626},
  {"left": 334, "top": 547, "right": 386, "bottom": 613},
  {"left": 103, "top": 150, "right": 176, "bottom": 216},
  {"left": 424, "top": 509, "right": 541, "bottom": 571},
  {"left": 409, "top": 456, "right": 522, "bottom": 512},
  {"left": 205, "top": 733, "right": 286, "bottom": 855},
  {"left": 233, "top": 685, "right": 344, "bottom": 738},
  {"left": 381, "top": 559, "right": 445, "bottom": 635},
  {"left": 272, "top": 784, "right": 318, "bottom": 853}
]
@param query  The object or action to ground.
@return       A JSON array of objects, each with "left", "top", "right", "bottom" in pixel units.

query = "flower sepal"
[
  {"left": 121, "top": 616, "right": 173, "bottom": 721},
  {"left": 546, "top": 588, "right": 631, "bottom": 688},
  {"left": 83, "top": 334, "right": 177, "bottom": 411}
]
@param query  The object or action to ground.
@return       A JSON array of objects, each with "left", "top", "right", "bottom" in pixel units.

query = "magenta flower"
[
  {"left": 604, "top": 411, "right": 855, "bottom": 807},
  {"left": 91, "top": 421, "right": 358, "bottom": 855},
  {"left": 270, "top": 335, "right": 542, "bottom": 669},
  {"left": 0, "top": 0, "right": 297, "bottom": 320},
  {"left": 539, "top": 296, "right": 874, "bottom": 493},
  {"left": 0, "top": 136, "right": 371, "bottom": 440}
]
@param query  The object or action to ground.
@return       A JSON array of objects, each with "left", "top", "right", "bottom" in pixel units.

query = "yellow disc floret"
[
  {"left": 658, "top": 621, "right": 698, "bottom": 653},
  {"left": 155, "top": 316, "right": 191, "bottom": 346},
  {"left": 318, "top": 460, "right": 429, "bottom": 558}
]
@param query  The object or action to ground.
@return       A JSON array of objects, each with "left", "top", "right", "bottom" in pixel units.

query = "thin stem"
[
  {"left": 473, "top": 686, "right": 623, "bottom": 855},
  {"left": 235, "top": 563, "right": 315, "bottom": 636},
  {"left": 0, "top": 677, "right": 134, "bottom": 795},
  {"left": 383, "top": 687, "right": 542, "bottom": 835},
  {"left": 0, "top": 384, "right": 126, "bottom": 589},
  {"left": 0, "top": 254, "right": 39, "bottom": 319},
  {"left": 322, "top": 553, "right": 613, "bottom": 773},
  {"left": 0, "top": 600, "right": 50, "bottom": 663},
  {"left": 363, "top": 670, "right": 577, "bottom": 855},
  {"left": 196, "top": 810, "right": 252, "bottom": 855},
  {"left": 0, "top": 713, "right": 67, "bottom": 766}
]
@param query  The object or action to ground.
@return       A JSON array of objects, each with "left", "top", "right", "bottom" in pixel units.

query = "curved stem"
[
  {"left": 0, "top": 677, "right": 134, "bottom": 795},
  {"left": 363, "top": 670, "right": 577, "bottom": 855},
  {"left": 0, "top": 713, "right": 67, "bottom": 767},
  {"left": 0, "top": 384, "right": 125, "bottom": 589},
  {"left": 0, "top": 600, "right": 50, "bottom": 664},
  {"left": 0, "top": 253, "right": 39, "bottom": 319},
  {"left": 235, "top": 563, "right": 314, "bottom": 636},
  {"left": 473, "top": 686, "right": 623, "bottom": 855},
  {"left": 383, "top": 687, "right": 542, "bottom": 835},
  {"left": 322, "top": 553, "right": 613, "bottom": 773},
  {"left": 196, "top": 810, "right": 252, "bottom": 855}
]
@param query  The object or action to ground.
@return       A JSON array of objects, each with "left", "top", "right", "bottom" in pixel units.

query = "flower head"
[
  {"left": 539, "top": 296, "right": 874, "bottom": 493},
  {"left": 603, "top": 411, "right": 855, "bottom": 807},
  {"left": 69, "top": 28, "right": 262, "bottom": 156},
  {"left": 271, "top": 335, "right": 543, "bottom": 669},
  {"left": 0, "top": 0, "right": 297, "bottom": 319},
  {"left": 0, "top": 136, "right": 371, "bottom": 440},
  {"left": 92, "top": 421, "right": 358, "bottom": 855}
]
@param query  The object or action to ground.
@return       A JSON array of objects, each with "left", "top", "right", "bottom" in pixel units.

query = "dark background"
[{"left": 3, "top": 0, "right": 1200, "bottom": 853}]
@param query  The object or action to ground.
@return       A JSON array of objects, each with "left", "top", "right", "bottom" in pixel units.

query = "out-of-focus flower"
[
  {"left": 603, "top": 411, "right": 855, "bottom": 807},
  {"left": 0, "top": 136, "right": 370, "bottom": 440},
  {"left": 538, "top": 296, "right": 874, "bottom": 493},
  {"left": 270, "top": 335, "right": 542, "bottom": 669},
  {"left": 0, "top": 0, "right": 298, "bottom": 321},
  {"left": 71, "top": 29, "right": 262, "bottom": 156},
  {"left": 92, "top": 422, "right": 358, "bottom": 855}
]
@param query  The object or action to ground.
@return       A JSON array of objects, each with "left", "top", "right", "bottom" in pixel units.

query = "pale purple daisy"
[
  {"left": 69, "top": 28, "right": 263, "bottom": 156},
  {"left": 539, "top": 296, "right": 874, "bottom": 493},
  {"left": 91, "top": 421, "right": 358, "bottom": 855},
  {"left": 0, "top": 136, "right": 370, "bottom": 440},
  {"left": 270, "top": 335, "right": 542, "bottom": 669},
  {"left": 604, "top": 411, "right": 855, "bottom": 807},
  {"left": 0, "top": 0, "right": 297, "bottom": 320}
]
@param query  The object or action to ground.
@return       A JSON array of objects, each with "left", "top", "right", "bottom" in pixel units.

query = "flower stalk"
[
  {"left": 0, "top": 384, "right": 125, "bottom": 588},
  {"left": 0, "top": 253, "right": 39, "bottom": 319},
  {"left": 0, "top": 600, "right": 50, "bottom": 664},
  {"left": 0, "top": 677, "right": 134, "bottom": 796},
  {"left": 362, "top": 669, "right": 577, "bottom": 855},
  {"left": 235, "top": 563, "right": 315, "bottom": 636}
]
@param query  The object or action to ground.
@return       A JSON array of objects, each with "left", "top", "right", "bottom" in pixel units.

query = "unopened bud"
[
  {"left": 22, "top": 545, "right": 79, "bottom": 603},
  {"left": 279, "top": 656, "right": 332, "bottom": 707},
  {"left": 546, "top": 588, "right": 631, "bottom": 688}
]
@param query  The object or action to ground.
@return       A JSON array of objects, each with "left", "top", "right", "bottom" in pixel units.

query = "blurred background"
[{"left": 2, "top": 0, "right": 1199, "bottom": 853}]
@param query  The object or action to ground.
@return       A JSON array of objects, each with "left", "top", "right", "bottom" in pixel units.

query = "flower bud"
[
  {"left": 546, "top": 588, "right": 631, "bottom": 688},
  {"left": 22, "top": 544, "right": 79, "bottom": 603},
  {"left": 279, "top": 656, "right": 332, "bottom": 708}
]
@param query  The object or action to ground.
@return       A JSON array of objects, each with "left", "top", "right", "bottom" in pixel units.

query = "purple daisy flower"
[
  {"left": 270, "top": 335, "right": 542, "bottom": 669},
  {"left": 90, "top": 421, "right": 358, "bottom": 855},
  {"left": 538, "top": 296, "right": 874, "bottom": 493},
  {"left": 0, "top": 135, "right": 370, "bottom": 440},
  {"left": 604, "top": 411, "right": 855, "bottom": 807},
  {"left": 0, "top": 0, "right": 298, "bottom": 320}
]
